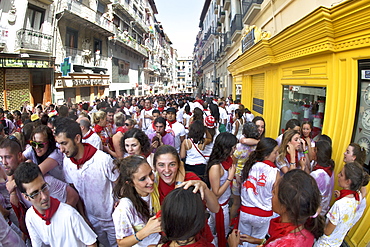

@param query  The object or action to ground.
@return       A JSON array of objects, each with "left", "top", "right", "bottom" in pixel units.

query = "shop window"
[
  {"left": 66, "top": 28, "right": 78, "bottom": 48},
  {"left": 235, "top": 84, "right": 242, "bottom": 102},
  {"left": 279, "top": 85, "right": 326, "bottom": 137},
  {"left": 353, "top": 59, "right": 370, "bottom": 166},
  {"left": 24, "top": 4, "right": 45, "bottom": 31}
]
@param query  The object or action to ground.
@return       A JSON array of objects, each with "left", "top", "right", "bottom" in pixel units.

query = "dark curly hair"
[
  {"left": 120, "top": 128, "right": 150, "bottom": 155},
  {"left": 188, "top": 120, "right": 205, "bottom": 144}
]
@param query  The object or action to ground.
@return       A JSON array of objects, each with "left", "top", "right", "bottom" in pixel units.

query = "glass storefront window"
[{"left": 280, "top": 85, "right": 326, "bottom": 138}]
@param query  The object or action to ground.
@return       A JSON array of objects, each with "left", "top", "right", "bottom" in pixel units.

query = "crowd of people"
[{"left": 0, "top": 93, "right": 369, "bottom": 247}]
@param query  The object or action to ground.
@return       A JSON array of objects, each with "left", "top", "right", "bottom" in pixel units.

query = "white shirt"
[
  {"left": 219, "top": 107, "right": 228, "bottom": 124},
  {"left": 82, "top": 129, "right": 103, "bottom": 150},
  {"left": 26, "top": 202, "right": 97, "bottom": 247},
  {"left": 63, "top": 149, "right": 119, "bottom": 222},
  {"left": 166, "top": 121, "right": 186, "bottom": 152},
  {"left": 112, "top": 196, "right": 160, "bottom": 247},
  {"left": 140, "top": 108, "right": 154, "bottom": 131}
]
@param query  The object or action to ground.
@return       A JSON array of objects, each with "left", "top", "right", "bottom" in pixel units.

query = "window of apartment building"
[
  {"left": 66, "top": 28, "right": 78, "bottom": 48},
  {"left": 24, "top": 4, "right": 45, "bottom": 30},
  {"left": 133, "top": 5, "right": 138, "bottom": 14},
  {"left": 125, "top": 0, "right": 130, "bottom": 4},
  {"left": 97, "top": 1, "right": 106, "bottom": 13}
]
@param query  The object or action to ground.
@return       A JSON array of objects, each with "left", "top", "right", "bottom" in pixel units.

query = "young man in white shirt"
[
  {"left": 55, "top": 118, "right": 119, "bottom": 247},
  {"left": 139, "top": 99, "right": 154, "bottom": 132},
  {"left": 14, "top": 162, "right": 97, "bottom": 247},
  {"left": 165, "top": 107, "right": 186, "bottom": 153}
]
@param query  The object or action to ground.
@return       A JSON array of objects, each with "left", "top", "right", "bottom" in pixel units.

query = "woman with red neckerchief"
[
  {"left": 276, "top": 129, "right": 309, "bottom": 174},
  {"left": 228, "top": 169, "right": 324, "bottom": 247},
  {"left": 92, "top": 110, "right": 112, "bottom": 149},
  {"left": 314, "top": 162, "right": 369, "bottom": 247},
  {"left": 237, "top": 138, "right": 280, "bottom": 247},
  {"left": 152, "top": 145, "right": 219, "bottom": 245},
  {"left": 205, "top": 132, "right": 237, "bottom": 247},
  {"left": 309, "top": 140, "right": 335, "bottom": 216}
]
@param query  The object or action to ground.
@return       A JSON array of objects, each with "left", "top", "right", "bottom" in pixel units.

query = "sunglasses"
[
  {"left": 125, "top": 123, "right": 130, "bottom": 126},
  {"left": 25, "top": 183, "right": 50, "bottom": 199},
  {"left": 30, "top": 141, "right": 48, "bottom": 149}
]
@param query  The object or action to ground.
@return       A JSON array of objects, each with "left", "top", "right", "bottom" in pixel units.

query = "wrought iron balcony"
[
  {"left": 204, "top": 28, "right": 212, "bottom": 41},
  {"left": 202, "top": 53, "right": 213, "bottom": 67},
  {"left": 65, "top": 46, "right": 109, "bottom": 68},
  {"left": 16, "top": 29, "right": 53, "bottom": 54},
  {"left": 113, "top": 28, "right": 148, "bottom": 57},
  {"left": 231, "top": 14, "right": 243, "bottom": 41},
  {"left": 242, "top": 0, "right": 263, "bottom": 24},
  {"left": 223, "top": 31, "right": 231, "bottom": 51}
]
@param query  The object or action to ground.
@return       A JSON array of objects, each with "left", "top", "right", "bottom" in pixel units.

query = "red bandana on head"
[
  {"left": 70, "top": 143, "right": 97, "bottom": 169},
  {"left": 33, "top": 197, "right": 60, "bottom": 225}
]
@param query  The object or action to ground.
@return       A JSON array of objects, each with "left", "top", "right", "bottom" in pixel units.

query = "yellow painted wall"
[{"left": 229, "top": 1, "right": 370, "bottom": 245}]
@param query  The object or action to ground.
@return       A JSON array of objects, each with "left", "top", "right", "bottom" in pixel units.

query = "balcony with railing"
[
  {"left": 113, "top": 0, "right": 148, "bottom": 33},
  {"left": 223, "top": 31, "right": 231, "bottom": 51},
  {"left": 15, "top": 29, "right": 53, "bottom": 54},
  {"left": 204, "top": 28, "right": 212, "bottom": 41},
  {"left": 65, "top": 46, "right": 109, "bottom": 68},
  {"left": 242, "top": 0, "right": 263, "bottom": 24},
  {"left": 231, "top": 14, "right": 243, "bottom": 42},
  {"left": 223, "top": 0, "right": 231, "bottom": 10},
  {"left": 202, "top": 53, "right": 213, "bottom": 67},
  {"left": 114, "top": 28, "right": 148, "bottom": 57},
  {"left": 57, "top": 0, "right": 114, "bottom": 36}
]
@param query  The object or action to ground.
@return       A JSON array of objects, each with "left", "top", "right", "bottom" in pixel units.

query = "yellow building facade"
[{"left": 229, "top": 1, "right": 370, "bottom": 246}]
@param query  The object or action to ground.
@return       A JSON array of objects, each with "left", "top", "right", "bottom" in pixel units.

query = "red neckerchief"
[
  {"left": 188, "top": 112, "right": 193, "bottom": 116},
  {"left": 116, "top": 126, "right": 127, "bottom": 133},
  {"left": 194, "top": 99, "right": 204, "bottom": 105},
  {"left": 221, "top": 156, "right": 233, "bottom": 170},
  {"left": 158, "top": 106, "right": 164, "bottom": 112},
  {"left": 265, "top": 216, "right": 300, "bottom": 246},
  {"left": 286, "top": 151, "right": 299, "bottom": 164},
  {"left": 70, "top": 143, "right": 97, "bottom": 169},
  {"left": 82, "top": 129, "right": 94, "bottom": 140},
  {"left": 313, "top": 163, "right": 333, "bottom": 177},
  {"left": 262, "top": 160, "right": 277, "bottom": 168},
  {"left": 94, "top": 124, "right": 104, "bottom": 134},
  {"left": 162, "top": 238, "right": 214, "bottom": 247},
  {"left": 33, "top": 197, "right": 60, "bottom": 225},
  {"left": 152, "top": 122, "right": 156, "bottom": 130},
  {"left": 167, "top": 120, "right": 176, "bottom": 128},
  {"left": 336, "top": 190, "right": 360, "bottom": 201},
  {"left": 144, "top": 107, "right": 153, "bottom": 111}
]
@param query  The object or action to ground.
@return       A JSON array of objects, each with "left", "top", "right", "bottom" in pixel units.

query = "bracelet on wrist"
[
  {"left": 227, "top": 178, "right": 233, "bottom": 182},
  {"left": 134, "top": 232, "right": 142, "bottom": 242},
  {"left": 260, "top": 238, "right": 266, "bottom": 245},
  {"left": 290, "top": 162, "right": 296, "bottom": 165},
  {"left": 303, "top": 150, "right": 309, "bottom": 154}
]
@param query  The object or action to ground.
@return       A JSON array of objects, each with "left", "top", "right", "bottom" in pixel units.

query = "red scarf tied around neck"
[
  {"left": 158, "top": 106, "right": 165, "bottom": 112},
  {"left": 70, "top": 143, "right": 97, "bottom": 169},
  {"left": 262, "top": 160, "right": 277, "bottom": 168},
  {"left": 82, "top": 129, "right": 95, "bottom": 140},
  {"left": 336, "top": 190, "right": 360, "bottom": 201},
  {"left": 167, "top": 120, "right": 177, "bottom": 129},
  {"left": 94, "top": 124, "right": 104, "bottom": 134},
  {"left": 33, "top": 197, "right": 60, "bottom": 225},
  {"left": 313, "top": 164, "right": 333, "bottom": 177},
  {"left": 265, "top": 216, "right": 300, "bottom": 246},
  {"left": 286, "top": 151, "right": 299, "bottom": 164}
]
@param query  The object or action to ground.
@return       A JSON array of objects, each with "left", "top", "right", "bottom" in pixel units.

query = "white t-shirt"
[
  {"left": 112, "top": 196, "right": 160, "bottom": 247},
  {"left": 310, "top": 169, "right": 334, "bottom": 216},
  {"left": 63, "top": 149, "right": 119, "bottom": 222},
  {"left": 166, "top": 122, "right": 186, "bottom": 152},
  {"left": 140, "top": 108, "right": 154, "bottom": 131},
  {"left": 219, "top": 107, "right": 228, "bottom": 124},
  {"left": 314, "top": 197, "right": 360, "bottom": 247},
  {"left": 23, "top": 147, "right": 65, "bottom": 182},
  {"left": 82, "top": 130, "right": 103, "bottom": 150},
  {"left": 26, "top": 202, "right": 97, "bottom": 247}
]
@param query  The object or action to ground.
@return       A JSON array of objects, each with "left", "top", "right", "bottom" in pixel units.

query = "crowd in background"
[{"left": 0, "top": 93, "right": 369, "bottom": 247}]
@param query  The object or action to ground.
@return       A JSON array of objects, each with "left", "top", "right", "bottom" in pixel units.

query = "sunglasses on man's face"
[
  {"left": 125, "top": 123, "right": 131, "bottom": 126},
  {"left": 30, "top": 141, "right": 48, "bottom": 149}
]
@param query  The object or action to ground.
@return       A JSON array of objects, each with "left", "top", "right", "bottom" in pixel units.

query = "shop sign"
[
  {"left": 242, "top": 29, "right": 255, "bottom": 53},
  {"left": 0, "top": 58, "right": 51, "bottom": 68},
  {"left": 0, "top": 26, "right": 8, "bottom": 43},
  {"left": 362, "top": 70, "right": 370, "bottom": 80},
  {"left": 56, "top": 77, "right": 110, "bottom": 88}
]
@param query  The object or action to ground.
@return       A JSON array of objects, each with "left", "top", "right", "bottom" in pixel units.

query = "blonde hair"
[
  {"left": 277, "top": 129, "right": 300, "bottom": 164},
  {"left": 91, "top": 110, "right": 106, "bottom": 125},
  {"left": 114, "top": 112, "right": 125, "bottom": 127}
]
